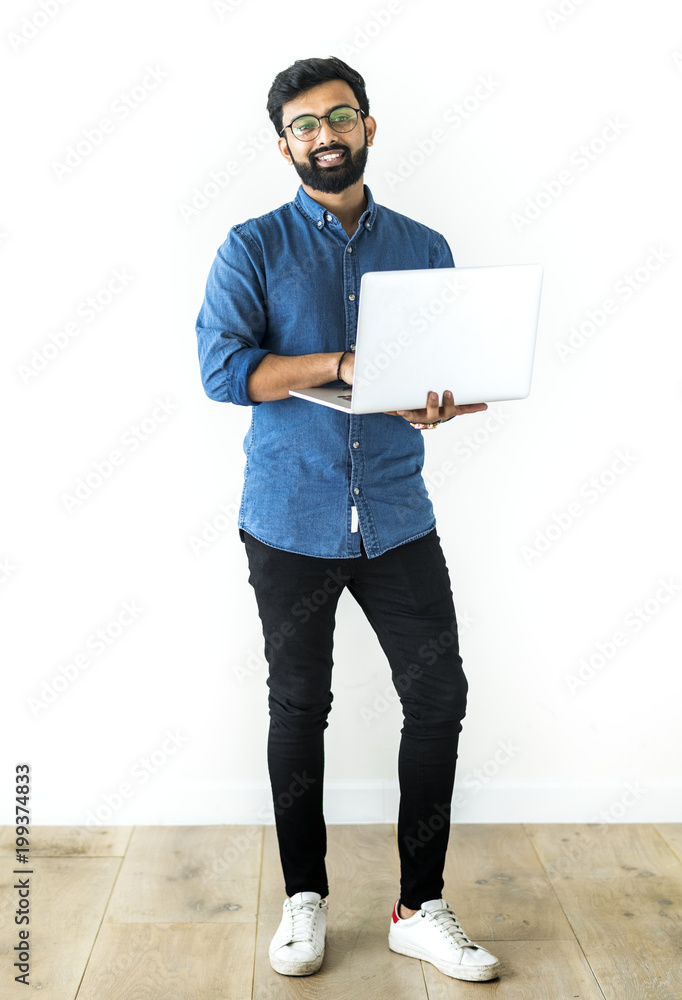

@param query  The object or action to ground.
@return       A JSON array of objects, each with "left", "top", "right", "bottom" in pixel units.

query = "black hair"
[{"left": 267, "top": 56, "right": 370, "bottom": 136}]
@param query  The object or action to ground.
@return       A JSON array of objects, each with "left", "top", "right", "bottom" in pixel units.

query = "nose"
[{"left": 315, "top": 117, "right": 341, "bottom": 147}]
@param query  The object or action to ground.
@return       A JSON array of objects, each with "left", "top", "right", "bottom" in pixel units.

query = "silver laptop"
[{"left": 289, "top": 263, "right": 543, "bottom": 414}]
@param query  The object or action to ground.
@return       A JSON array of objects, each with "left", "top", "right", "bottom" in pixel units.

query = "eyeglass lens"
[{"left": 291, "top": 107, "right": 358, "bottom": 140}]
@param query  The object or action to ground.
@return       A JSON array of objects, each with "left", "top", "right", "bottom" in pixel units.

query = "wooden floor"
[{"left": 1, "top": 823, "right": 681, "bottom": 999}]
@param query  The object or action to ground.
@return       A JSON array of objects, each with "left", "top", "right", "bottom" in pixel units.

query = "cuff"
[{"left": 226, "top": 347, "right": 272, "bottom": 406}]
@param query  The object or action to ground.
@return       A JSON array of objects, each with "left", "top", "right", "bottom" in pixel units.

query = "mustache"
[{"left": 310, "top": 145, "right": 350, "bottom": 161}]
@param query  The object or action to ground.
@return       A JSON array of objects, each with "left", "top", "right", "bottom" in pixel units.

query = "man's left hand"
[{"left": 385, "top": 390, "right": 488, "bottom": 428}]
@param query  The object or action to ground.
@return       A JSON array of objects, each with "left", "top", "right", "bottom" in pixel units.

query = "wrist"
[{"left": 336, "top": 350, "right": 349, "bottom": 382}]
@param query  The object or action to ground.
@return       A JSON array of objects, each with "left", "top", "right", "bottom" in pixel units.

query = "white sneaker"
[
  {"left": 388, "top": 898, "right": 500, "bottom": 981},
  {"left": 268, "top": 891, "right": 328, "bottom": 976}
]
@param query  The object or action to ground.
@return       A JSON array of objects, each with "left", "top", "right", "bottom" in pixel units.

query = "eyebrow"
[{"left": 293, "top": 102, "right": 354, "bottom": 119}]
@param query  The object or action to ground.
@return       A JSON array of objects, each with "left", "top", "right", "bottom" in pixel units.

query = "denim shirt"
[{"left": 196, "top": 183, "right": 455, "bottom": 559}]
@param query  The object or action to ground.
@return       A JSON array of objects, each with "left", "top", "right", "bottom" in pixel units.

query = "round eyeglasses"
[{"left": 280, "top": 105, "right": 365, "bottom": 142}]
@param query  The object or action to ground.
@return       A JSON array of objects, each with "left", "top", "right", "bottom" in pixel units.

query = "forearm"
[{"left": 246, "top": 351, "right": 345, "bottom": 402}]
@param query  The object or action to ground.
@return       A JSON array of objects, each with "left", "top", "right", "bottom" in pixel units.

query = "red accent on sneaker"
[{"left": 392, "top": 900, "right": 400, "bottom": 923}]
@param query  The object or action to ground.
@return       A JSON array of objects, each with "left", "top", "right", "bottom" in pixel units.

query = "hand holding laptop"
[{"left": 340, "top": 351, "right": 488, "bottom": 428}]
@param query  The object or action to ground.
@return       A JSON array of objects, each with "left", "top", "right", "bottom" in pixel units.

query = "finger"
[
  {"left": 426, "top": 391, "right": 440, "bottom": 422},
  {"left": 441, "top": 390, "right": 457, "bottom": 421},
  {"left": 453, "top": 402, "right": 488, "bottom": 414},
  {"left": 395, "top": 408, "right": 427, "bottom": 420}
]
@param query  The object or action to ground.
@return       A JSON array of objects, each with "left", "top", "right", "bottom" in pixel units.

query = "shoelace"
[
  {"left": 287, "top": 898, "right": 327, "bottom": 943},
  {"left": 423, "top": 903, "right": 478, "bottom": 950}
]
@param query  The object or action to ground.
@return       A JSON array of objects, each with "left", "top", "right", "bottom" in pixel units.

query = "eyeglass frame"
[{"left": 279, "top": 104, "right": 366, "bottom": 141}]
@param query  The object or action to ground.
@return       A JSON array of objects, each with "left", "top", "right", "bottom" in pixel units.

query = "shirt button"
[
  {"left": 326, "top": 214, "right": 333, "bottom": 221},
  {"left": 365, "top": 223, "right": 371, "bottom": 229},
  {"left": 317, "top": 220, "right": 323, "bottom": 228},
  {"left": 346, "top": 246, "right": 353, "bottom": 253},
  {"left": 348, "top": 293, "right": 355, "bottom": 301},
  {"left": 350, "top": 343, "right": 355, "bottom": 351},
  {"left": 354, "top": 488, "right": 360, "bottom": 495},
  {"left": 353, "top": 441, "right": 359, "bottom": 448}
]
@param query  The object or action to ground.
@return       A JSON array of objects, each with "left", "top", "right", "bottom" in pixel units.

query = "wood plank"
[
  {"left": 0, "top": 824, "right": 131, "bottom": 857},
  {"left": 3, "top": 823, "right": 675, "bottom": 998},
  {"left": 104, "top": 825, "right": 262, "bottom": 923},
  {"left": 525, "top": 822, "right": 680, "bottom": 878},
  {"left": 253, "top": 823, "right": 428, "bottom": 999},
  {"left": 655, "top": 824, "right": 682, "bottom": 864},
  {"left": 76, "top": 922, "right": 256, "bottom": 1000},
  {"left": 537, "top": 873, "right": 682, "bottom": 1000},
  {"left": 0, "top": 857, "right": 119, "bottom": 999},
  {"left": 422, "top": 940, "right": 606, "bottom": 999},
  {"left": 528, "top": 824, "right": 682, "bottom": 1000},
  {"left": 441, "top": 823, "right": 575, "bottom": 940}
]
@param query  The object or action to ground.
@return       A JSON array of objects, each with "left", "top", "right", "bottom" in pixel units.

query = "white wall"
[{"left": 2, "top": 0, "right": 680, "bottom": 827}]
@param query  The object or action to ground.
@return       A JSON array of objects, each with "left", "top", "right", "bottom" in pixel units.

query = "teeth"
[{"left": 319, "top": 152, "right": 343, "bottom": 161}]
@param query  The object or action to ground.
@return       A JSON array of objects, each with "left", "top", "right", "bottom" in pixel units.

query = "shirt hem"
[{"left": 238, "top": 521, "right": 437, "bottom": 560}]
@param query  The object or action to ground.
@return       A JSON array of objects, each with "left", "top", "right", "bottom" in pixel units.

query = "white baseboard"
[{"left": 74, "top": 779, "right": 682, "bottom": 826}]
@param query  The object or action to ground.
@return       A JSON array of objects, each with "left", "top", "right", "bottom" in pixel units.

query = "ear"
[
  {"left": 278, "top": 135, "right": 293, "bottom": 164},
  {"left": 364, "top": 114, "right": 377, "bottom": 147}
]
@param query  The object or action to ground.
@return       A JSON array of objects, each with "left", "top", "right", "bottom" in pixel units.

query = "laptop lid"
[{"left": 345, "top": 263, "right": 543, "bottom": 413}]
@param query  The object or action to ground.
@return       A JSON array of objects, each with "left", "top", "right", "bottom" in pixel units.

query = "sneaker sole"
[
  {"left": 268, "top": 948, "right": 325, "bottom": 977},
  {"left": 388, "top": 935, "right": 500, "bottom": 982}
]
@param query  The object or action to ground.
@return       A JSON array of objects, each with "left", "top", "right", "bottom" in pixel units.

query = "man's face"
[{"left": 277, "top": 80, "right": 376, "bottom": 195}]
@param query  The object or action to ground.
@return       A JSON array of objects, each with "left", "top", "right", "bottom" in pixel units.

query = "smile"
[{"left": 315, "top": 150, "right": 346, "bottom": 164}]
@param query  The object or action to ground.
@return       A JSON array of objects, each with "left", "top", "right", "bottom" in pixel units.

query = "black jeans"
[{"left": 242, "top": 527, "right": 468, "bottom": 911}]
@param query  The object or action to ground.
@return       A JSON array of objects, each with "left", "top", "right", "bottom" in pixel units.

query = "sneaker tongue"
[
  {"left": 420, "top": 898, "right": 447, "bottom": 912},
  {"left": 291, "top": 891, "right": 321, "bottom": 904}
]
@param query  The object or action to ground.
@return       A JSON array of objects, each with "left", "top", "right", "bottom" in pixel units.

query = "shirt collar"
[{"left": 294, "top": 183, "right": 377, "bottom": 232}]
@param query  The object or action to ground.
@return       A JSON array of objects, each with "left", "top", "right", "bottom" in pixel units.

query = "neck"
[{"left": 301, "top": 177, "right": 367, "bottom": 231}]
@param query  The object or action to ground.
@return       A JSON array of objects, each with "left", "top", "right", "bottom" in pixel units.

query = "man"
[{"left": 196, "top": 56, "right": 500, "bottom": 983}]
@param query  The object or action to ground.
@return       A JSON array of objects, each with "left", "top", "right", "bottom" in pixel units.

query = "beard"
[{"left": 289, "top": 134, "right": 369, "bottom": 194}]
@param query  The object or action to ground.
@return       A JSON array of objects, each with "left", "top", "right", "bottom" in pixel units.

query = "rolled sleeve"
[
  {"left": 196, "top": 226, "right": 271, "bottom": 405},
  {"left": 429, "top": 232, "right": 455, "bottom": 269}
]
